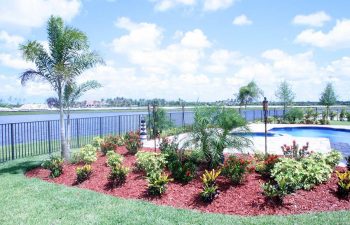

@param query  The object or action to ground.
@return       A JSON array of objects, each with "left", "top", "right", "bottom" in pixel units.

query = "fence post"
[
  {"left": 99, "top": 117, "right": 103, "bottom": 138},
  {"left": 118, "top": 116, "right": 121, "bottom": 135},
  {"left": 10, "top": 123, "right": 15, "bottom": 160},
  {"left": 47, "top": 121, "right": 52, "bottom": 154},
  {"left": 76, "top": 119, "right": 80, "bottom": 148}
]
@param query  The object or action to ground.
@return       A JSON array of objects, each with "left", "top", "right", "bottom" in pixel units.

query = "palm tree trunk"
[
  {"left": 66, "top": 108, "right": 71, "bottom": 153},
  {"left": 59, "top": 90, "right": 69, "bottom": 160}
]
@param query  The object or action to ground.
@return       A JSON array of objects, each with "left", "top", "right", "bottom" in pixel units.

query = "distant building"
[{"left": 84, "top": 100, "right": 101, "bottom": 108}]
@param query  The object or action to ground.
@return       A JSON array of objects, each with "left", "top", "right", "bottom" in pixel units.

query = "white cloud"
[
  {"left": 149, "top": 0, "right": 235, "bottom": 11},
  {"left": 0, "top": 0, "right": 81, "bottom": 28},
  {"left": 205, "top": 49, "right": 240, "bottom": 73},
  {"left": 0, "top": 31, "right": 24, "bottom": 48},
  {"left": 292, "top": 11, "right": 331, "bottom": 27},
  {"left": 203, "top": 0, "right": 235, "bottom": 11},
  {"left": 295, "top": 19, "right": 350, "bottom": 48},
  {"left": 151, "top": 0, "right": 196, "bottom": 11},
  {"left": 232, "top": 14, "right": 252, "bottom": 26},
  {"left": 180, "top": 29, "right": 211, "bottom": 48},
  {"left": 0, "top": 53, "right": 34, "bottom": 70}
]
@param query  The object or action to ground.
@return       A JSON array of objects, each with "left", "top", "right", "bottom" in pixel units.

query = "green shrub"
[
  {"left": 329, "top": 111, "right": 337, "bottom": 120},
  {"left": 135, "top": 151, "right": 167, "bottom": 176},
  {"left": 255, "top": 154, "right": 279, "bottom": 178},
  {"left": 284, "top": 108, "right": 304, "bottom": 124},
  {"left": 106, "top": 151, "right": 124, "bottom": 167},
  {"left": 336, "top": 171, "right": 350, "bottom": 198},
  {"left": 200, "top": 169, "right": 221, "bottom": 202},
  {"left": 340, "top": 109, "right": 346, "bottom": 121},
  {"left": 73, "top": 144, "right": 97, "bottom": 164},
  {"left": 271, "top": 152, "right": 337, "bottom": 192},
  {"left": 347, "top": 112, "right": 350, "bottom": 122},
  {"left": 222, "top": 155, "right": 249, "bottom": 184},
  {"left": 147, "top": 172, "right": 173, "bottom": 196},
  {"left": 304, "top": 108, "right": 315, "bottom": 124},
  {"left": 91, "top": 137, "right": 104, "bottom": 149},
  {"left": 262, "top": 179, "right": 288, "bottom": 204},
  {"left": 108, "top": 164, "right": 129, "bottom": 187},
  {"left": 346, "top": 155, "right": 350, "bottom": 171},
  {"left": 125, "top": 132, "right": 142, "bottom": 154},
  {"left": 42, "top": 156, "right": 64, "bottom": 178},
  {"left": 76, "top": 164, "right": 92, "bottom": 183},
  {"left": 104, "top": 135, "right": 125, "bottom": 147},
  {"left": 325, "top": 150, "right": 342, "bottom": 168},
  {"left": 100, "top": 142, "right": 116, "bottom": 155}
]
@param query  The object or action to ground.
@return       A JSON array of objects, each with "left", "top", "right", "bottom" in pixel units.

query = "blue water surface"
[{"left": 270, "top": 127, "right": 350, "bottom": 156}]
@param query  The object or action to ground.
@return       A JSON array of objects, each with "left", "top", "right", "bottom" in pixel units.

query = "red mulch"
[{"left": 26, "top": 147, "right": 350, "bottom": 216}]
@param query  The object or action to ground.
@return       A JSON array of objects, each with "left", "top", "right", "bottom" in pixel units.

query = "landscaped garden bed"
[{"left": 26, "top": 144, "right": 350, "bottom": 216}]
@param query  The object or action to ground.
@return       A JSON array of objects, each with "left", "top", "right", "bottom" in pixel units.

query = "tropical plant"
[
  {"left": 42, "top": 156, "right": 64, "bottom": 178},
  {"left": 19, "top": 16, "right": 103, "bottom": 160},
  {"left": 329, "top": 111, "right": 337, "bottom": 121},
  {"left": 147, "top": 172, "right": 173, "bottom": 196},
  {"left": 281, "top": 141, "right": 310, "bottom": 160},
  {"left": 236, "top": 81, "right": 263, "bottom": 109},
  {"left": 262, "top": 179, "right": 288, "bottom": 204},
  {"left": 188, "top": 106, "right": 251, "bottom": 169},
  {"left": 275, "top": 80, "right": 295, "bottom": 114},
  {"left": 340, "top": 108, "right": 346, "bottom": 121},
  {"left": 73, "top": 144, "right": 97, "bottom": 164},
  {"left": 346, "top": 155, "right": 350, "bottom": 171},
  {"left": 148, "top": 107, "right": 173, "bottom": 138},
  {"left": 319, "top": 83, "right": 337, "bottom": 120},
  {"left": 222, "top": 155, "right": 250, "bottom": 184},
  {"left": 124, "top": 132, "right": 142, "bottom": 154},
  {"left": 304, "top": 108, "right": 315, "bottom": 124},
  {"left": 92, "top": 137, "right": 104, "bottom": 149},
  {"left": 284, "top": 108, "right": 304, "bottom": 124},
  {"left": 104, "top": 135, "right": 125, "bottom": 147},
  {"left": 135, "top": 151, "right": 167, "bottom": 176},
  {"left": 76, "top": 164, "right": 92, "bottom": 183},
  {"left": 106, "top": 151, "right": 123, "bottom": 167},
  {"left": 100, "top": 142, "right": 117, "bottom": 155},
  {"left": 108, "top": 164, "right": 129, "bottom": 187},
  {"left": 255, "top": 154, "right": 279, "bottom": 178},
  {"left": 336, "top": 171, "right": 350, "bottom": 198},
  {"left": 200, "top": 169, "right": 221, "bottom": 202}
]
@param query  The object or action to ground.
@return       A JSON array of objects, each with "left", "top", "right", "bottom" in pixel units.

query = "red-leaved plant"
[{"left": 125, "top": 131, "right": 142, "bottom": 154}]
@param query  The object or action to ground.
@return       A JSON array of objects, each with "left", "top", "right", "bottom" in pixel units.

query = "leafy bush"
[
  {"left": 100, "top": 142, "right": 117, "bottom": 155},
  {"left": 42, "top": 156, "right": 64, "bottom": 178},
  {"left": 271, "top": 152, "right": 338, "bottom": 192},
  {"left": 106, "top": 151, "right": 123, "bottom": 167},
  {"left": 319, "top": 111, "right": 330, "bottom": 125},
  {"left": 125, "top": 131, "right": 142, "bottom": 154},
  {"left": 76, "top": 164, "right": 92, "bottom": 183},
  {"left": 255, "top": 154, "right": 279, "bottom": 178},
  {"left": 340, "top": 109, "right": 346, "bottom": 121},
  {"left": 347, "top": 112, "right": 350, "bottom": 122},
  {"left": 104, "top": 135, "right": 125, "bottom": 147},
  {"left": 284, "top": 108, "right": 304, "bottom": 124},
  {"left": 200, "top": 169, "right": 221, "bottom": 202},
  {"left": 325, "top": 150, "right": 342, "bottom": 168},
  {"left": 159, "top": 137, "right": 178, "bottom": 153},
  {"left": 73, "top": 144, "right": 97, "bottom": 164},
  {"left": 147, "top": 172, "right": 173, "bottom": 196},
  {"left": 135, "top": 151, "right": 167, "bottom": 176},
  {"left": 108, "top": 164, "right": 129, "bottom": 187},
  {"left": 329, "top": 111, "right": 337, "bottom": 120},
  {"left": 222, "top": 155, "right": 249, "bottom": 184},
  {"left": 304, "top": 108, "right": 315, "bottom": 124},
  {"left": 147, "top": 107, "right": 174, "bottom": 138},
  {"left": 281, "top": 141, "right": 310, "bottom": 160},
  {"left": 91, "top": 137, "right": 103, "bottom": 149},
  {"left": 262, "top": 179, "right": 288, "bottom": 204},
  {"left": 336, "top": 171, "right": 350, "bottom": 198}
]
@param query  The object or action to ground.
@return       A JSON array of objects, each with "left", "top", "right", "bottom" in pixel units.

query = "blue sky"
[{"left": 0, "top": 0, "right": 350, "bottom": 103}]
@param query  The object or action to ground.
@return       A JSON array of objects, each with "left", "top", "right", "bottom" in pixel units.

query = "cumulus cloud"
[
  {"left": 232, "top": 14, "right": 252, "bottom": 26},
  {"left": 0, "top": 53, "right": 34, "bottom": 70},
  {"left": 0, "top": 31, "right": 24, "bottom": 49},
  {"left": 0, "top": 0, "right": 81, "bottom": 28},
  {"left": 295, "top": 19, "right": 350, "bottom": 48},
  {"left": 292, "top": 11, "right": 331, "bottom": 27},
  {"left": 149, "top": 0, "right": 236, "bottom": 11}
]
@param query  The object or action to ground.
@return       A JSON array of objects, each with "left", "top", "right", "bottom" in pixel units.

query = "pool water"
[{"left": 270, "top": 127, "right": 350, "bottom": 156}]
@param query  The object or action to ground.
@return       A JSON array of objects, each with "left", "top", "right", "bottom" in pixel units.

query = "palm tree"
[
  {"left": 63, "top": 81, "right": 102, "bottom": 150},
  {"left": 19, "top": 16, "right": 103, "bottom": 160}
]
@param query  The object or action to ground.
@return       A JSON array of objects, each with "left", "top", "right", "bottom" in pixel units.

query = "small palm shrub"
[
  {"left": 42, "top": 156, "right": 64, "bottom": 178},
  {"left": 200, "top": 169, "right": 221, "bottom": 202},
  {"left": 347, "top": 112, "right": 350, "bottom": 122},
  {"left": 147, "top": 172, "right": 173, "bottom": 196},
  {"left": 284, "top": 108, "right": 304, "bottom": 124},
  {"left": 340, "top": 109, "right": 346, "bottom": 121},
  {"left": 108, "top": 164, "right": 129, "bottom": 187},
  {"left": 73, "top": 144, "right": 97, "bottom": 164},
  {"left": 135, "top": 151, "right": 167, "bottom": 176},
  {"left": 281, "top": 141, "right": 310, "bottom": 160},
  {"left": 304, "top": 108, "right": 315, "bottom": 124},
  {"left": 222, "top": 155, "right": 249, "bottom": 184},
  {"left": 336, "top": 171, "right": 350, "bottom": 198},
  {"left": 329, "top": 111, "right": 337, "bottom": 120},
  {"left": 262, "top": 179, "right": 288, "bottom": 204},
  {"left": 106, "top": 151, "right": 124, "bottom": 167},
  {"left": 76, "top": 164, "right": 92, "bottom": 183},
  {"left": 125, "top": 131, "right": 142, "bottom": 154}
]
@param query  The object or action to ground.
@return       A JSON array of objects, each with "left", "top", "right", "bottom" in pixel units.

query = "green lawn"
[
  {"left": 1, "top": 156, "right": 350, "bottom": 224},
  {"left": 329, "top": 121, "right": 350, "bottom": 126}
]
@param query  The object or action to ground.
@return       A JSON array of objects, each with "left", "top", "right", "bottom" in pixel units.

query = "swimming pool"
[{"left": 269, "top": 127, "right": 350, "bottom": 156}]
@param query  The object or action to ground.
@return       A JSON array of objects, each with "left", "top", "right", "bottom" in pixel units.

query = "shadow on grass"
[{"left": 0, "top": 160, "right": 42, "bottom": 175}]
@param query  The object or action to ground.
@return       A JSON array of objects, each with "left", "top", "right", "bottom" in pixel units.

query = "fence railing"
[{"left": 1, "top": 106, "right": 346, "bottom": 163}]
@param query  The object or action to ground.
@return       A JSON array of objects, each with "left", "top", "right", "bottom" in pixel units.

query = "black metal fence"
[{"left": 1, "top": 106, "right": 346, "bottom": 163}]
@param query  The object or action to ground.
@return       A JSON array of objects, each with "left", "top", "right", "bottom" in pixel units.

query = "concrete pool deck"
[{"left": 143, "top": 123, "right": 350, "bottom": 156}]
